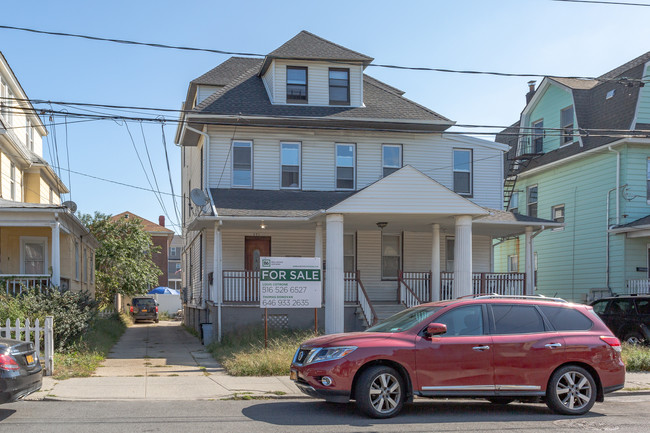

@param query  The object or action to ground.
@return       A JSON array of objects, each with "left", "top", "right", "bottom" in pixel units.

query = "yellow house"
[{"left": 0, "top": 51, "right": 98, "bottom": 295}]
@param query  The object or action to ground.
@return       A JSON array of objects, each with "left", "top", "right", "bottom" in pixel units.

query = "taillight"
[
  {"left": 155, "top": 306, "right": 159, "bottom": 313},
  {"left": 130, "top": 306, "right": 134, "bottom": 313},
  {"left": 601, "top": 336, "right": 622, "bottom": 353},
  {"left": 0, "top": 354, "right": 20, "bottom": 371}
]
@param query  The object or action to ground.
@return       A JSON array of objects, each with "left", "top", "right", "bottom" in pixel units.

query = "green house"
[{"left": 495, "top": 52, "right": 650, "bottom": 302}]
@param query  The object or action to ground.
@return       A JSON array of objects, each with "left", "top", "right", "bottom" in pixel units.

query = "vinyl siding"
[
  {"left": 272, "top": 60, "right": 363, "bottom": 107},
  {"left": 526, "top": 83, "right": 576, "bottom": 153},
  {"left": 620, "top": 143, "right": 650, "bottom": 222},
  {"left": 206, "top": 126, "right": 504, "bottom": 209},
  {"left": 262, "top": 65, "right": 275, "bottom": 104},
  {"left": 495, "top": 151, "right": 618, "bottom": 302},
  {"left": 636, "top": 62, "right": 650, "bottom": 124}
]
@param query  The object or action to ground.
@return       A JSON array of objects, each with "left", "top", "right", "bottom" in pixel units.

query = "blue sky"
[{"left": 1, "top": 0, "right": 649, "bottom": 233}]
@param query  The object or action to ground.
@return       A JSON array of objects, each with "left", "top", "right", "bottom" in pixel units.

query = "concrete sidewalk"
[{"left": 25, "top": 321, "right": 650, "bottom": 402}]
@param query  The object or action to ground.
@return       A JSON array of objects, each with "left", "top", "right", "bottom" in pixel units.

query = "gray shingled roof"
[
  {"left": 210, "top": 189, "right": 355, "bottom": 217},
  {"left": 613, "top": 214, "right": 650, "bottom": 229},
  {"left": 193, "top": 62, "right": 451, "bottom": 125},
  {"left": 0, "top": 198, "right": 67, "bottom": 210},
  {"left": 266, "top": 30, "right": 373, "bottom": 63},
  {"left": 192, "top": 57, "right": 263, "bottom": 86},
  {"left": 478, "top": 208, "right": 559, "bottom": 225},
  {"left": 497, "top": 51, "right": 650, "bottom": 174}
]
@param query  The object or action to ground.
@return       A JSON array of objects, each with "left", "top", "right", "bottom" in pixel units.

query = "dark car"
[
  {"left": 129, "top": 297, "right": 159, "bottom": 323},
  {"left": 291, "top": 295, "right": 625, "bottom": 418},
  {"left": 0, "top": 338, "right": 42, "bottom": 404},
  {"left": 590, "top": 295, "right": 650, "bottom": 345}
]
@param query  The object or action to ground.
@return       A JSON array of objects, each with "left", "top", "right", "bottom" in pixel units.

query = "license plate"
[
  {"left": 141, "top": 309, "right": 147, "bottom": 312},
  {"left": 26, "top": 354, "right": 34, "bottom": 364},
  {"left": 290, "top": 370, "right": 298, "bottom": 381}
]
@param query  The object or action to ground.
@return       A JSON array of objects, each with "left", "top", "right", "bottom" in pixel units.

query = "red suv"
[{"left": 290, "top": 296, "right": 625, "bottom": 418}]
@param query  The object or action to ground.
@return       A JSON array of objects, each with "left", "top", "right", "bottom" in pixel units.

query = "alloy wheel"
[
  {"left": 555, "top": 371, "right": 593, "bottom": 411},
  {"left": 369, "top": 373, "right": 401, "bottom": 414}
]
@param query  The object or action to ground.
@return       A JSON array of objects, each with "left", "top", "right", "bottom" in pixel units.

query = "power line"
[
  {"left": 552, "top": 0, "right": 650, "bottom": 6},
  {"left": 0, "top": 24, "right": 646, "bottom": 84}
]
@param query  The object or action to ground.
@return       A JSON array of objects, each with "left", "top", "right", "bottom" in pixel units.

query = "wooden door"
[{"left": 245, "top": 237, "right": 271, "bottom": 302}]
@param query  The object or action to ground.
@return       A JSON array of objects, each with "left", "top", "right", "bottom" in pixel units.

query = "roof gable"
[
  {"left": 111, "top": 211, "right": 174, "bottom": 234},
  {"left": 327, "top": 166, "right": 488, "bottom": 215}
]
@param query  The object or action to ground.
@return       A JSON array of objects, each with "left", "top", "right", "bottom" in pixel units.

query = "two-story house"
[
  {"left": 177, "top": 31, "right": 556, "bottom": 338},
  {"left": 495, "top": 51, "right": 650, "bottom": 302},
  {"left": 0, "top": 51, "right": 98, "bottom": 295}
]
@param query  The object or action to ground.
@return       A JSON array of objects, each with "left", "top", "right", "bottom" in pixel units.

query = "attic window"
[
  {"left": 329, "top": 68, "right": 350, "bottom": 105},
  {"left": 606, "top": 89, "right": 615, "bottom": 100},
  {"left": 560, "top": 106, "right": 574, "bottom": 145},
  {"left": 286, "top": 67, "right": 307, "bottom": 103}
]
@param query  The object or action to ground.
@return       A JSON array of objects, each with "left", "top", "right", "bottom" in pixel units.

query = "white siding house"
[{"left": 176, "top": 31, "right": 555, "bottom": 338}]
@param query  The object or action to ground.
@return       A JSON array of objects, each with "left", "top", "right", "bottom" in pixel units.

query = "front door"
[
  {"left": 415, "top": 304, "right": 495, "bottom": 395},
  {"left": 245, "top": 237, "right": 271, "bottom": 301}
]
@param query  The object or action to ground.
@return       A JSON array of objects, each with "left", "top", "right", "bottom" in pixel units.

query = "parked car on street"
[
  {"left": 0, "top": 337, "right": 42, "bottom": 404},
  {"left": 590, "top": 295, "right": 650, "bottom": 345},
  {"left": 291, "top": 295, "right": 625, "bottom": 418},
  {"left": 128, "top": 297, "right": 159, "bottom": 323}
]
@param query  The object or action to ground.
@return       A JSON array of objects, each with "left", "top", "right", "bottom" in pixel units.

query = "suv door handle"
[
  {"left": 545, "top": 343, "right": 562, "bottom": 349},
  {"left": 472, "top": 345, "right": 490, "bottom": 351}
]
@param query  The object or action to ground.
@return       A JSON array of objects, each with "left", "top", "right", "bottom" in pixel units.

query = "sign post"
[{"left": 260, "top": 257, "right": 322, "bottom": 346}]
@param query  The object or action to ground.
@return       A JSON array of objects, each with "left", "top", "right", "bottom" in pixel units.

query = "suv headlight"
[{"left": 305, "top": 346, "right": 357, "bottom": 365}]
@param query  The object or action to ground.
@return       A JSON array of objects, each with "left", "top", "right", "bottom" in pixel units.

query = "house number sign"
[{"left": 260, "top": 257, "right": 322, "bottom": 308}]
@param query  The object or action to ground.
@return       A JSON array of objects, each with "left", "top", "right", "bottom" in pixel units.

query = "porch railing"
[
  {"left": 1, "top": 275, "right": 51, "bottom": 295},
  {"left": 400, "top": 272, "right": 432, "bottom": 303},
  {"left": 625, "top": 279, "right": 650, "bottom": 295},
  {"left": 398, "top": 272, "right": 423, "bottom": 309},
  {"left": 441, "top": 272, "right": 525, "bottom": 300},
  {"left": 356, "top": 274, "right": 377, "bottom": 327},
  {"left": 222, "top": 270, "right": 260, "bottom": 303},
  {"left": 344, "top": 271, "right": 359, "bottom": 303}
]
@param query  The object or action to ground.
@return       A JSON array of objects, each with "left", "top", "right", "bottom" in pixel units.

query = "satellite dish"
[
  {"left": 62, "top": 201, "right": 78, "bottom": 212},
  {"left": 190, "top": 188, "right": 209, "bottom": 207}
]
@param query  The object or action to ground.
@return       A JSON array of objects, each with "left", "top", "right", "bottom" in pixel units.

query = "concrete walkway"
[
  {"left": 26, "top": 321, "right": 650, "bottom": 402},
  {"left": 29, "top": 321, "right": 301, "bottom": 401}
]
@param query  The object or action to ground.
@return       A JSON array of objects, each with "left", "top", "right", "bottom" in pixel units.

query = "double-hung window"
[
  {"left": 344, "top": 234, "right": 355, "bottom": 273},
  {"left": 527, "top": 185, "right": 538, "bottom": 218},
  {"left": 281, "top": 142, "right": 301, "bottom": 188},
  {"left": 286, "top": 66, "right": 307, "bottom": 103},
  {"left": 381, "top": 233, "right": 401, "bottom": 280},
  {"left": 510, "top": 192, "right": 519, "bottom": 213},
  {"left": 507, "top": 255, "right": 519, "bottom": 273},
  {"left": 336, "top": 143, "right": 355, "bottom": 189},
  {"left": 329, "top": 68, "right": 349, "bottom": 105},
  {"left": 232, "top": 141, "right": 252, "bottom": 188},
  {"left": 552, "top": 204, "right": 565, "bottom": 231},
  {"left": 9, "top": 162, "right": 16, "bottom": 200},
  {"left": 21, "top": 238, "right": 47, "bottom": 274},
  {"left": 382, "top": 144, "right": 402, "bottom": 177},
  {"left": 561, "top": 106, "right": 574, "bottom": 145},
  {"left": 532, "top": 119, "right": 544, "bottom": 153},
  {"left": 453, "top": 149, "right": 472, "bottom": 196}
]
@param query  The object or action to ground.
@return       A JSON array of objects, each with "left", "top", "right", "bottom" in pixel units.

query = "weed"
[{"left": 622, "top": 344, "right": 650, "bottom": 372}]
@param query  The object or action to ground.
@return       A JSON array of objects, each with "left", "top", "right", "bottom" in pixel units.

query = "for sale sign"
[{"left": 260, "top": 257, "right": 322, "bottom": 308}]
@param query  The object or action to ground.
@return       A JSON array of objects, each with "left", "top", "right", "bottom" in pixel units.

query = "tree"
[{"left": 80, "top": 212, "right": 162, "bottom": 306}]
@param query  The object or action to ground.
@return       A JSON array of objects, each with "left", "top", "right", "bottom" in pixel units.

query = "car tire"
[
  {"left": 487, "top": 397, "right": 515, "bottom": 405},
  {"left": 155, "top": 319, "right": 160, "bottom": 323},
  {"left": 623, "top": 332, "right": 644, "bottom": 345},
  {"left": 355, "top": 365, "right": 405, "bottom": 418},
  {"left": 546, "top": 365, "right": 596, "bottom": 415}
]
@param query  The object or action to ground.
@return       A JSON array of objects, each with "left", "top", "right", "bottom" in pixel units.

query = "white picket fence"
[{"left": 0, "top": 316, "right": 54, "bottom": 376}]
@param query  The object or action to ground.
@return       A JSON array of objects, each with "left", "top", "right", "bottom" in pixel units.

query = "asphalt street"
[{"left": 2, "top": 394, "right": 650, "bottom": 433}]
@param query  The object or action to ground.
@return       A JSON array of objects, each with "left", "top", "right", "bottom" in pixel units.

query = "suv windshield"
[{"left": 366, "top": 306, "right": 442, "bottom": 333}]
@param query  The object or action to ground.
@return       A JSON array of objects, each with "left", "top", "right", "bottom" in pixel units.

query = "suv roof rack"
[{"left": 473, "top": 294, "right": 568, "bottom": 303}]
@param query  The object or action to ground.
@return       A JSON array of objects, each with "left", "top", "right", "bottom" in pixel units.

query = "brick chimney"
[
  {"left": 159, "top": 215, "right": 165, "bottom": 227},
  {"left": 526, "top": 80, "right": 537, "bottom": 104}
]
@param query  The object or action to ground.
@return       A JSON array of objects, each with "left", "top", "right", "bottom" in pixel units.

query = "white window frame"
[
  {"left": 381, "top": 233, "right": 402, "bottom": 280},
  {"left": 532, "top": 119, "right": 544, "bottom": 153},
  {"left": 452, "top": 148, "right": 473, "bottom": 197},
  {"left": 382, "top": 144, "right": 402, "bottom": 178},
  {"left": 510, "top": 192, "right": 519, "bottom": 213},
  {"left": 527, "top": 185, "right": 538, "bottom": 218},
  {"left": 336, "top": 143, "right": 355, "bottom": 190},
  {"left": 560, "top": 105, "right": 574, "bottom": 146},
  {"left": 552, "top": 204, "right": 565, "bottom": 231},
  {"left": 19, "top": 236, "right": 48, "bottom": 275},
  {"left": 280, "top": 141, "right": 301, "bottom": 189},
  {"left": 231, "top": 140, "right": 253, "bottom": 188},
  {"left": 344, "top": 233, "right": 356, "bottom": 273},
  {"left": 9, "top": 161, "right": 17, "bottom": 201},
  {"left": 507, "top": 255, "right": 519, "bottom": 273}
]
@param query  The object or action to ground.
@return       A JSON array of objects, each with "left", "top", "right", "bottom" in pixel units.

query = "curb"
[{"left": 41, "top": 393, "right": 308, "bottom": 402}]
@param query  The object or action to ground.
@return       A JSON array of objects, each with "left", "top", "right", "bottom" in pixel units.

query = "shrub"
[{"left": 622, "top": 344, "right": 650, "bottom": 372}]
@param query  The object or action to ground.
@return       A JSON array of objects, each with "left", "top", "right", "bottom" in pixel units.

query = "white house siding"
[
  {"left": 188, "top": 233, "right": 203, "bottom": 305},
  {"left": 356, "top": 230, "right": 399, "bottom": 301},
  {"left": 271, "top": 60, "right": 363, "bottom": 107},
  {"left": 206, "top": 126, "right": 504, "bottom": 210},
  {"left": 196, "top": 85, "right": 220, "bottom": 105}
]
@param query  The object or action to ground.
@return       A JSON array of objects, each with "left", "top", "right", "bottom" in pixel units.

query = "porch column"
[
  {"left": 431, "top": 223, "right": 441, "bottom": 302},
  {"left": 325, "top": 214, "right": 344, "bottom": 334},
  {"left": 213, "top": 222, "right": 223, "bottom": 342},
  {"left": 314, "top": 222, "right": 323, "bottom": 260},
  {"left": 524, "top": 226, "right": 534, "bottom": 295},
  {"left": 453, "top": 215, "right": 472, "bottom": 298},
  {"left": 51, "top": 221, "right": 60, "bottom": 287}
]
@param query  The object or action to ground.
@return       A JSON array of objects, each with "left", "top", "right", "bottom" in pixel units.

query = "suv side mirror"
[{"left": 426, "top": 323, "right": 447, "bottom": 336}]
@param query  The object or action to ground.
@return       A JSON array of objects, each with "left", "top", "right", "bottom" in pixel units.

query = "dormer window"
[
  {"left": 329, "top": 68, "right": 350, "bottom": 105},
  {"left": 561, "top": 106, "right": 574, "bottom": 145},
  {"left": 286, "top": 66, "right": 307, "bottom": 103},
  {"left": 532, "top": 120, "right": 544, "bottom": 153}
]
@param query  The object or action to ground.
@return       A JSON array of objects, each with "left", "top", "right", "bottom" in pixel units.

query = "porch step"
[{"left": 356, "top": 301, "right": 406, "bottom": 327}]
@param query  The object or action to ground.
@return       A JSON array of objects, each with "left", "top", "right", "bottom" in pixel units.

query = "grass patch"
[
  {"left": 183, "top": 325, "right": 200, "bottom": 339},
  {"left": 208, "top": 327, "right": 315, "bottom": 376},
  {"left": 53, "top": 313, "right": 127, "bottom": 380},
  {"left": 622, "top": 344, "right": 650, "bottom": 372}
]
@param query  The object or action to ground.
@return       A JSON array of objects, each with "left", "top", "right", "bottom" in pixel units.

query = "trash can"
[{"left": 201, "top": 323, "right": 213, "bottom": 346}]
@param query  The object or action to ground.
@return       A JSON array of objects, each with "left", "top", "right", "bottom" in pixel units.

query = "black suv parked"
[
  {"left": 128, "top": 297, "right": 159, "bottom": 323},
  {"left": 590, "top": 295, "right": 650, "bottom": 345}
]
